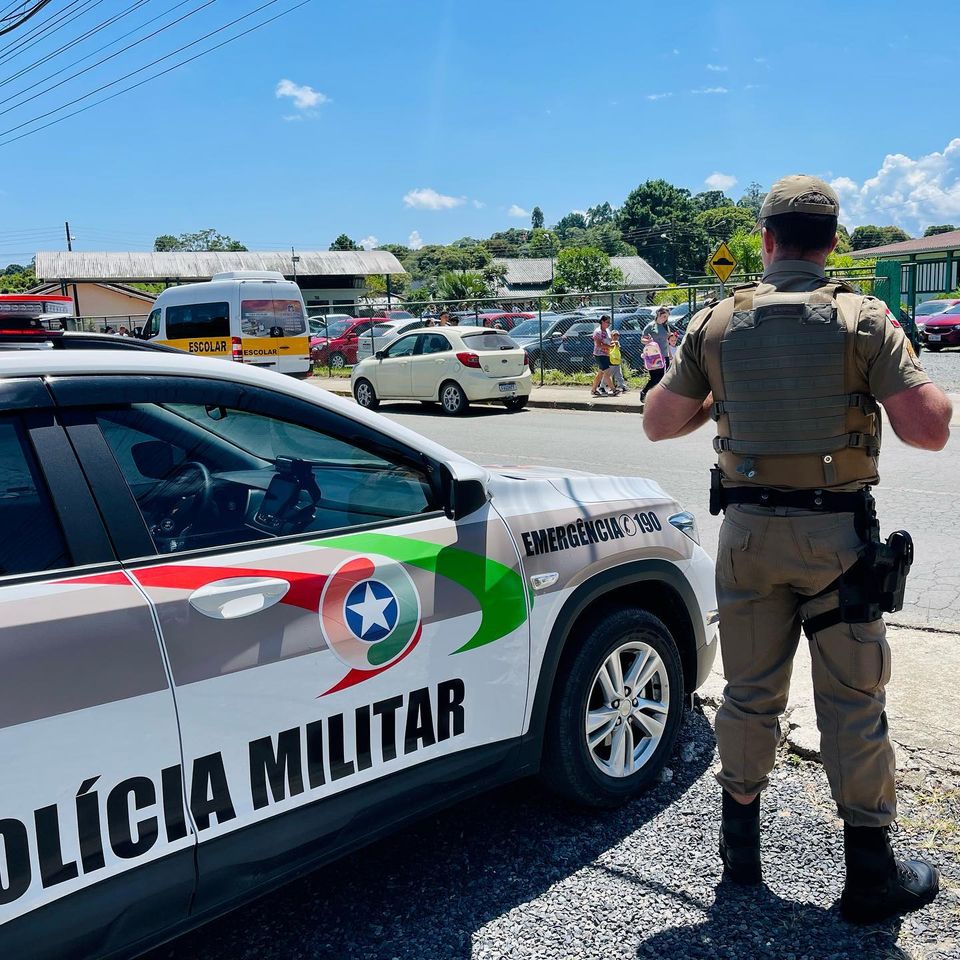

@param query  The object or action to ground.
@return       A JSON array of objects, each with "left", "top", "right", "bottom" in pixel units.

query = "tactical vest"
[{"left": 702, "top": 280, "right": 880, "bottom": 490}]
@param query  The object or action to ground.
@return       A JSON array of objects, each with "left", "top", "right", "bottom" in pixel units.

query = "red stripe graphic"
[
  {"left": 132, "top": 564, "right": 328, "bottom": 611},
  {"left": 61, "top": 571, "right": 131, "bottom": 586}
]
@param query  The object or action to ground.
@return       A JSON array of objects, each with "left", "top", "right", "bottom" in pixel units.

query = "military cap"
[{"left": 758, "top": 174, "right": 840, "bottom": 220}]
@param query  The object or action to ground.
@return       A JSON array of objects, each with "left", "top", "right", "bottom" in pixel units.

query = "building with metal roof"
[
  {"left": 850, "top": 230, "right": 960, "bottom": 305},
  {"left": 493, "top": 256, "right": 667, "bottom": 296},
  {"left": 35, "top": 250, "right": 407, "bottom": 315}
]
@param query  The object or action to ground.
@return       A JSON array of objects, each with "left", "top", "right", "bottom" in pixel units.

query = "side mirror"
[
  {"left": 131, "top": 440, "right": 181, "bottom": 479},
  {"left": 440, "top": 466, "right": 488, "bottom": 520},
  {"left": 375, "top": 350, "right": 385, "bottom": 360}
]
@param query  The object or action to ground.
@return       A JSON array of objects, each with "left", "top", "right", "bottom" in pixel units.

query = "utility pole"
[
  {"left": 291, "top": 245, "right": 300, "bottom": 281},
  {"left": 65, "top": 221, "right": 80, "bottom": 321}
]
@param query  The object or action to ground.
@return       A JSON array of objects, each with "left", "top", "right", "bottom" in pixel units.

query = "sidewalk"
[{"left": 308, "top": 376, "right": 646, "bottom": 413}]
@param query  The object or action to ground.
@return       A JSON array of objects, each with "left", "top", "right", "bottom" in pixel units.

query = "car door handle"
[{"left": 188, "top": 577, "right": 290, "bottom": 620}]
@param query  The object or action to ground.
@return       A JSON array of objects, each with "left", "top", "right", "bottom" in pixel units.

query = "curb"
[{"left": 309, "top": 380, "right": 644, "bottom": 415}]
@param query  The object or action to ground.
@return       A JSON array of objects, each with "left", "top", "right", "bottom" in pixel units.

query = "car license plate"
[
  {"left": 928, "top": 333, "right": 941, "bottom": 341},
  {"left": 498, "top": 382, "right": 517, "bottom": 393}
]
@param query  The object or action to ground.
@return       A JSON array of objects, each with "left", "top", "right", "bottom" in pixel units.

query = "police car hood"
[{"left": 486, "top": 465, "right": 676, "bottom": 508}]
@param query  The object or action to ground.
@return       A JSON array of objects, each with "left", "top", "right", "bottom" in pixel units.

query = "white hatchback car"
[{"left": 352, "top": 325, "right": 533, "bottom": 415}]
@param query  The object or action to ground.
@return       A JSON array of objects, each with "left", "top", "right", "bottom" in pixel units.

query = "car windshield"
[
  {"left": 508, "top": 318, "right": 552, "bottom": 338},
  {"left": 388, "top": 311, "right": 414, "bottom": 319},
  {"left": 564, "top": 322, "right": 596, "bottom": 336},
  {"left": 315, "top": 318, "right": 352, "bottom": 337},
  {"left": 461, "top": 331, "right": 518, "bottom": 350},
  {"left": 368, "top": 324, "right": 394, "bottom": 338},
  {"left": 916, "top": 301, "right": 956, "bottom": 316}
]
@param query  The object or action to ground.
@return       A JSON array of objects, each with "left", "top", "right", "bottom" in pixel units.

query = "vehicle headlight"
[
  {"left": 916, "top": 322, "right": 926, "bottom": 331},
  {"left": 954, "top": 324, "right": 960, "bottom": 332},
  {"left": 668, "top": 511, "right": 700, "bottom": 544}
]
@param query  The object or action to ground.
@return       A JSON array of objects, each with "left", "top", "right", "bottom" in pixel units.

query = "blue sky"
[{"left": 1, "top": 0, "right": 959, "bottom": 264}]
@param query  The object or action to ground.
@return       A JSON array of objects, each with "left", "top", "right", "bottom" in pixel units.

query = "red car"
[
  {"left": 919, "top": 302, "right": 960, "bottom": 351},
  {"left": 479, "top": 311, "right": 534, "bottom": 331},
  {"left": 310, "top": 318, "right": 375, "bottom": 368}
]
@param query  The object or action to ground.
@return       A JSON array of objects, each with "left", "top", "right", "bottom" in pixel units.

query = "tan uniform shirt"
[{"left": 662, "top": 260, "right": 930, "bottom": 403}]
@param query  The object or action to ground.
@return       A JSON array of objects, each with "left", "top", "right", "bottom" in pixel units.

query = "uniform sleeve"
[
  {"left": 659, "top": 307, "right": 712, "bottom": 399},
  {"left": 855, "top": 297, "right": 930, "bottom": 401}
]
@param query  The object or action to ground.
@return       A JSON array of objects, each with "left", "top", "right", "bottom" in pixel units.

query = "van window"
[
  {"left": 166, "top": 302, "right": 230, "bottom": 340},
  {"left": 142, "top": 308, "right": 160, "bottom": 339},
  {"left": 241, "top": 299, "right": 307, "bottom": 337}
]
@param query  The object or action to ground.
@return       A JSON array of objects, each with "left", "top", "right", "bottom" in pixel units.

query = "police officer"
[{"left": 643, "top": 175, "right": 953, "bottom": 924}]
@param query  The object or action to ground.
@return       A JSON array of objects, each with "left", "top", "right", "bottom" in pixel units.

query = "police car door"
[
  {"left": 0, "top": 388, "right": 193, "bottom": 959},
  {"left": 57, "top": 374, "right": 530, "bottom": 913}
]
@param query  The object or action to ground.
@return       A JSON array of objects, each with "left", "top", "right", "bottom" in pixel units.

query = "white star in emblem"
[{"left": 347, "top": 584, "right": 394, "bottom": 638}]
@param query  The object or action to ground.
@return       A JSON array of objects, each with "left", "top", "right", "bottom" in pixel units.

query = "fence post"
[{"left": 537, "top": 302, "right": 544, "bottom": 387}]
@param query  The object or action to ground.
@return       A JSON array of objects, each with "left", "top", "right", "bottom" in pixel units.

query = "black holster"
[{"left": 804, "top": 530, "right": 914, "bottom": 638}]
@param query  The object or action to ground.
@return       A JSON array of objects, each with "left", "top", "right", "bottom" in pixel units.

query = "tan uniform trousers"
[{"left": 714, "top": 504, "right": 896, "bottom": 828}]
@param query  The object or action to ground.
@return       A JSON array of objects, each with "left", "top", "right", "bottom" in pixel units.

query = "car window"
[
  {"left": 916, "top": 301, "right": 952, "bottom": 316},
  {"left": 419, "top": 333, "right": 451, "bottom": 355},
  {"left": 143, "top": 308, "right": 161, "bottom": 338},
  {"left": 166, "top": 301, "right": 230, "bottom": 340},
  {"left": 0, "top": 418, "right": 70, "bottom": 576},
  {"left": 384, "top": 335, "right": 418, "bottom": 358},
  {"left": 369, "top": 323, "right": 393, "bottom": 338},
  {"left": 461, "top": 331, "right": 517, "bottom": 350},
  {"left": 240, "top": 299, "right": 306, "bottom": 336},
  {"left": 95, "top": 403, "right": 436, "bottom": 554}
]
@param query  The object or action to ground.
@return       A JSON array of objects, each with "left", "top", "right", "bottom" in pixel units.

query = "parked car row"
[{"left": 916, "top": 299, "right": 960, "bottom": 351}]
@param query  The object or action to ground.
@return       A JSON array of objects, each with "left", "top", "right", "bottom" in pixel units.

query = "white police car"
[{"left": 0, "top": 348, "right": 717, "bottom": 959}]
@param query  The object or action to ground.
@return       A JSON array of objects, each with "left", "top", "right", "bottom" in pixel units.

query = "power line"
[
  {"left": 0, "top": 1, "right": 55, "bottom": 38},
  {"left": 0, "top": 0, "right": 218, "bottom": 118},
  {"left": 0, "top": 0, "right": 94, "bottom": 55},
  {"left": 0, "top": 0, "right": 156, "bottom": 91},
  {"left": 0, "top": 0, "right": 313, "bottom": 148}
]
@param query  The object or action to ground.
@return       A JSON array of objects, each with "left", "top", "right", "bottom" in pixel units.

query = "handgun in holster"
[{"left": 804, "top": 529, "right": 914, "bottom": 637}]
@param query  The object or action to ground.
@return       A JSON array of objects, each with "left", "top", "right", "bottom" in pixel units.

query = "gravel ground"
[
  {"left": 919, "top": 349, "right": 960, "bottom": 392},
  {"left": 144, "top": 709, "right": 959, "bottom": 960}
]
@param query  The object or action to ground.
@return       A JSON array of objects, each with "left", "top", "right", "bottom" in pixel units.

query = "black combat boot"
[
  {"left": 719, "top": 791, "right": 762, "bottom": 885},
  {"left": 840, "top": 824, "right": 939, "bottom": 924}
]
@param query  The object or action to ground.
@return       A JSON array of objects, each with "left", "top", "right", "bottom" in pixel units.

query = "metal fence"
[
  {"left": 309, "top": 272, "right": 894, "bottom": 386},
  {"left": 63, "top": 314, "right": 149, "bottom": 334}
]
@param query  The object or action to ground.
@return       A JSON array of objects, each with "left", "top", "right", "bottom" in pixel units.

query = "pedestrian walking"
[
  {"left": 590, "top": 315, "right": 618, "bottom": 397},
  {"left": 642, "top": 175, "right": 953, "bottom": 924},
  {"left": 609, "top": 331, "right": 628, "bottom": 391}
]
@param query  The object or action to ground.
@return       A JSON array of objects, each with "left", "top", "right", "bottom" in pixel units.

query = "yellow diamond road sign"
[{"left": 708, "top": 241, "right": 737, "bottom": 284}]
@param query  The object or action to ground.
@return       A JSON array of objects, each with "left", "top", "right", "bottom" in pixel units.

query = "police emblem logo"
[{"left": 320, "top": 556, "right": 422, "bottom": 674}]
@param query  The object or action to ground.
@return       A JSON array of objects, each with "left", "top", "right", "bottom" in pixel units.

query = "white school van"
[{"left": 142, "top": 271, "right": 311, "bottom": 377}]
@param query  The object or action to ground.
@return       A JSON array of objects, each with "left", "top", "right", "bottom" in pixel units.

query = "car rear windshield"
[
  {"left": 368, "top": 324, "right": 394, "bottom": 338},
  {"left": 240, "top": 299, "right": 306, "bottom": 336},
  {"left": 166, "top": 302, "right": 230, "bottom": 339},
  {"left": 461, "top": 331, "right": 518, "bottom": 350}
]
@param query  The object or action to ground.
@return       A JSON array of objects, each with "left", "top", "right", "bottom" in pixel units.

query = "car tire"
[
  {"left": 353, "top": 378, "right": 379, "bottom": 409},
  {"left": 541, "top": 607, "right": 684, "bottom": 807},
  {"left": 330, "top": 352, "right": 347, "bottom": 370},
  {"left": 502, "top": 396, "right": 528, "bottom": 412},
  {"left": 926, "top": 345, "right": 942, "bottom": 352},
  {"left": 439, "top": 381, "right": 469, "bottom": 416}
]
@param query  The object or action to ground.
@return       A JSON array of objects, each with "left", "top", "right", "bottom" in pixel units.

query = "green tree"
[
  {"left": 153, "top": 228, "right": 246, "bottom": 252},
  {"left": 849, "top": 225, "right": 911, "bottom": 251},
  {"left": 553, "top": 211, "right": 589, "bottom": 243},
  {"left": 0, "top": 263, "right": 36, "bottom": 293},
  {"left": 586, "top": 223, "right": 636, "bottom": 257},
  {"left": 835, "top": 224, "right": 852, "bottom": 254},
  {"left": 736, "top": 181, "right": 765, "bottom": 219},
  {"left": 653, "top": 283, "right": 692, "bottom": 306},
  {"left": 924, "top": 224, "right": 956, "bottom": 237},
  {"left": 719, "top": 228, "right": 763, "bottom": 277},
  {"left": 696, "top": 205, "right": 756, "bottom": 240},
  {"left": 586, "top": 201, "right": 615, "bottom": 225},
  {"left": 531, "top": 206, "right": 544, "bottom": 230},
  {"left": 693, "top": 190, "right": 732, "bottom": 213},
  {"left": 551, "top": 247, "right": 623, "bottom": 293},
  {"left": 329, "top": 233, "right": 360, "bottom": 251},
  {"left": 436, "top": 270, "right": 490, "bottom": 301},
  {"left": 523, "top": 228, "right": 558, "bottom": 258}
]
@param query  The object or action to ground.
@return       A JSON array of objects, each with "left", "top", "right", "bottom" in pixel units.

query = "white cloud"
[
  {"left": 358, "top": 235, "right": 379, "bottom": 250},
  {"left": 275, "top": 79, "right": 328, "bottom": 110},
  {"left": 692, "top": 87, "right": 729, "bottom": 95},
  {"left": 281, "top": 114, "right": 303, "bottom": 122},
  {"left": 831, "top": 139, "right": 960, "bottom": 231},
  {"left": 407, "top": 230, "right": 424, "bottom": 250},
  {"left": 754, "top": 57, "right": 768, "bottom": 64},
  {"left": 672, "top": 48, "right": 680, "bottom": 55},
  {"left": 647, "top": 92, "right": 673, "bottom": 101},
  {"left": 705, "top": 172, "right": 738, "bottom": 191},
  {"left": 508, "top": 204, "right": 530, "bottom": 218},
  {"left": 472, "top": 199, "right": 485, "bottom": 209},
  {"left": 403, "top": 187, "right": 465, "bottom": 210},
  {"left": 706, "top": 63, "right": 728, "bottom": 72}
]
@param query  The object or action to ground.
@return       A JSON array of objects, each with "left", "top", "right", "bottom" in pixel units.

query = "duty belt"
[{"left": 708, "top": 468, "right": 871, "bottom": 517}]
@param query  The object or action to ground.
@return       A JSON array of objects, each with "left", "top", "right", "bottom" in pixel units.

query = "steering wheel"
[{"left": 146, "top": 461, "right": 213, "bottom": 540}]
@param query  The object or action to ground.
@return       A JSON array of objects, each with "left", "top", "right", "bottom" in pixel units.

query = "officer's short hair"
[{"left": 761, "top": 192, "right": 838, "bottom": 254}]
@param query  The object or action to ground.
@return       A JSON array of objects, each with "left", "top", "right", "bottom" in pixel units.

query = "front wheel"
[
  {"left": 439, "top": 381, "right": 469, "bottom": 416},
  {"left": 502, "top": 396, "right": 528, "bottom": 412},
  {"left": 353, "top": 378, "right": 379, "bottom": 409},
  {"left": 540, "top": 607, "right": 683, "bottom": 807},
  {"left": 329, "top": 351, "right": 347, "bottom": 370}
]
